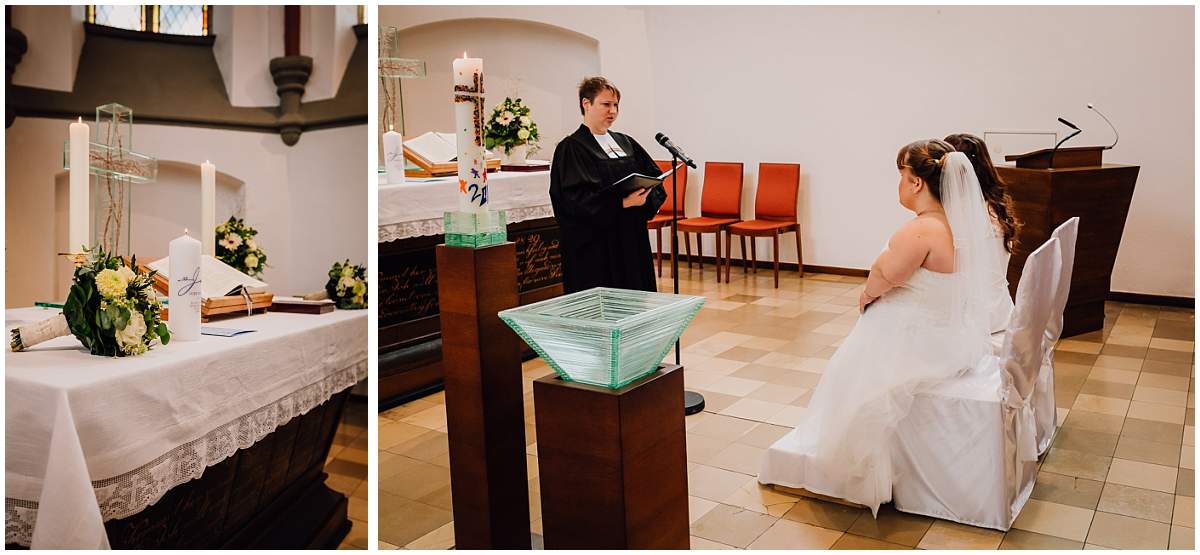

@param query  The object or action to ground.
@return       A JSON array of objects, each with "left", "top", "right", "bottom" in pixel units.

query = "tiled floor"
[
  {"left": 328, "top": 396, "right": 369, "bottom": 550},
  {"left": 379, "top": 263, "right": 1196, "bottom": 550}
]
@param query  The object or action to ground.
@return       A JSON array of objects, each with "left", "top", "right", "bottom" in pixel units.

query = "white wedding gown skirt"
[{"left": 759, "top": 268, "right": 980, "bottom": 515}]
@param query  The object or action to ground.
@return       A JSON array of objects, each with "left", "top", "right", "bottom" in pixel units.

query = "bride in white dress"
[{"left": 758, "top": 140, "right": 1007, "bottom": 515}]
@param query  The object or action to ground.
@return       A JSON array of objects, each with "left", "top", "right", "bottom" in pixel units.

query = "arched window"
[{"left": 88, "top": 5, "right": 211, "bottom": 36}]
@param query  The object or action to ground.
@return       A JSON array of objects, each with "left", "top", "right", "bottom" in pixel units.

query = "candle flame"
[
  {"left": 389, "top": 124, "right": 394, "bottom": 132},
  {"left": 184, "top": 228, "right": 189, "bottom": 234},
  {"left": 463, "top": 51, "right": 468, "bottom": 58},
  {"left": 77, "top": 117, "right": 82, "bottom": 123}
]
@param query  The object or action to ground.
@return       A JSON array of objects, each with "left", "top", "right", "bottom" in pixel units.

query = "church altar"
[
  {"left": 377, "top": 169, "right": 563, "bottom": 404},
  {"left": 378, "top": 170, "right": 554, "bottom": 242},
  {"left": 4, "top": 307, "right": 367, "bottom": 549}
]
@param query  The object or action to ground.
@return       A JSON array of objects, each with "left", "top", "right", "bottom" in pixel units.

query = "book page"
[
  {"left": 147, "top": 255, "right": 269, "bottom": 300},
  {"left": 404, "top": 131, "right": 458, "bottom": 164}
]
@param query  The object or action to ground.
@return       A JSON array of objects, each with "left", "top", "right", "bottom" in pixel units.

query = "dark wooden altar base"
[
  {"left": 998, "top": 163, "right": 1140, "bottom": 337},
  {"left": 437, "top": 243, "right": 532, "bottom": 549},
  {"left": 379, "top": 216, "right": 563, "bottom": 406},
  {"left": 8, "top": 389, "right": 353, "bottom": 549},
  {"left": 534, "top": 365, "right": 690, "bottom": 549}
]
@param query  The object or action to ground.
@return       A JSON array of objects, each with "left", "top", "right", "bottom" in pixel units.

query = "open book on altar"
[
  {"left": 146, "top": 255, "right": 269, "bottom": 300},
  {"left": 403, "top": 131, "right": 501, "bottom": 177}
]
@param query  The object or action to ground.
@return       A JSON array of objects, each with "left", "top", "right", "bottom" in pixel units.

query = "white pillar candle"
[
  {"left": 201, "top": 160, "right": 216, "bottom": 256},
  {"left": 69, "top": 117, "right": 90, "bottom": 252},
  {"left": 168, "top": 230, "right": 202, "bottom": 341},
  {"left": 383, "top": 126, "right": 405, "bottom": 185},
  {"left": 453, "top": 53, "right": 486, "bottom": 213}
]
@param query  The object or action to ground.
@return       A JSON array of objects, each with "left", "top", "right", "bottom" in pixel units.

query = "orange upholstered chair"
[
  {"left": 675, "top": 161, "right": 744, "bottom": 283},
  {"left": 647, "top": 160, "right": 688, "bottom": 277},
  {"left": 727, "top": 162, "right": 802, "bottom": 287}
]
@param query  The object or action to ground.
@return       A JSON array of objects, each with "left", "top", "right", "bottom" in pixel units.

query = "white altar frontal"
[
  {"left": 4, "top": 307, "right": 367, "bottom": 549},
  {"left": 378, "top": 169, "right": 552, "bottom": 242}
]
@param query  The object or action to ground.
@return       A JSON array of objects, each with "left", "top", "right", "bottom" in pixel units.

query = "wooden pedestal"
[
  {"left": 533, "top": 364, "right": 690, "bottom": 549},
  {"left": 997, "top": 163, "right": 1140, "bottom": 337},
  {"left": 435, "top": 243, "right": 531, "bottom": 549}
]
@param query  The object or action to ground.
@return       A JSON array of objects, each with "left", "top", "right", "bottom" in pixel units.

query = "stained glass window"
[{"left": 89, "top": 5, "right": 210, "bottom": 37}]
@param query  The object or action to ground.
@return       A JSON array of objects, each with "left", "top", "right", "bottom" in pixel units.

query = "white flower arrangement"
[{"left": 485, "top": 97, "right": 540, "bottom": 155}]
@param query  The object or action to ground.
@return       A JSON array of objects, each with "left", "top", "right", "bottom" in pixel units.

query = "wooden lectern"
[{"left": 998, "top": 146, "right": 1139, "bottom": 337}]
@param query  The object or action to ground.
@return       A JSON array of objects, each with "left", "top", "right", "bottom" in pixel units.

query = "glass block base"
[
  {"left": 499, "top": 287, "right": 705, "bottom": 389},
  {"left": 444, "top": 209, "right": 507, "bottom": 248}
]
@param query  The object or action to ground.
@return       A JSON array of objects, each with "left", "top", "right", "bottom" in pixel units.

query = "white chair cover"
[
  {"left": 891, "top": 237, "right": 1062, "bottom": 530},
  {"left": 1033, "top": 217, "right": 1080, "bottom": 455}
]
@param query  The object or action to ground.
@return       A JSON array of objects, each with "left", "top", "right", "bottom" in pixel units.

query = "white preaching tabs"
[{"left": 167, "top": 230, "right": 202, "bottom": 341}]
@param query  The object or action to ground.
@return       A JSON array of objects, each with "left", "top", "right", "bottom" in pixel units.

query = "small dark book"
[
  {"left": 609, "top": 164, "right": 679, "bottom": 194},
  {"left": 270, "top": 297, "right": 336, "bottom": 314}
]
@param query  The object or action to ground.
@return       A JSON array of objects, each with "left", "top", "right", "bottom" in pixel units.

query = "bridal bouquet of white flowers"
[
  {"left": 484, "top": 97, "right": 540, "bottom": 155},
  {"left": 215, "top": 216, "right": 267, "bottom": 278},
  {"left": 11, "top": 246, "right": 170, "bottom": 356},
  {"left": 325, "top": 260, "right": 367, "bottom": 310}
]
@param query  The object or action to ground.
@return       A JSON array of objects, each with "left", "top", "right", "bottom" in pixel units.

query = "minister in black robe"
[{"left": 550, "top": 119, "right": 666, "bottom": 294}]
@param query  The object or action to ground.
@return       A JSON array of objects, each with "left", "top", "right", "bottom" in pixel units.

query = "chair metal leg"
[
  {"left": 656, "top": 227, "right": 663, "bottom": 277},
  {"left": 740, "top": 235, "right": 748, "bottom": 274},
  {"left": 773, "top": 231, "right": 781, "bottom": 289},
  {"left": 750, "top": 239, "right": 757, "bottom": 274},
  {"left": 684, "top": 231, "right": 693, "bottom": 269}
]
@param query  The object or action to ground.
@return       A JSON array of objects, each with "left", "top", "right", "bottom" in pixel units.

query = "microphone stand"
[
  {"left": 1048, "top": 128, "right": 1081, "bottom": 169},
  {"left": 671, "top": 151, "right": 705, "bottom": 415}
]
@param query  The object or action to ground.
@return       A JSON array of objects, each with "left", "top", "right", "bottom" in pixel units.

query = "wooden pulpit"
[{"left": 998, "top": 146, "right": 1139, "bottom": 337}]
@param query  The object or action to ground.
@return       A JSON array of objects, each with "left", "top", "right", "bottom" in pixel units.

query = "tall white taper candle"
[
  {"left": 69, "top": 117, "right": 90, "bottom": 252},
  {"left": 453, "top": 53, "right": 486, "bottom": 213},
  {"left": 201, "top": 160, "right": 216, "bottom": 256}
]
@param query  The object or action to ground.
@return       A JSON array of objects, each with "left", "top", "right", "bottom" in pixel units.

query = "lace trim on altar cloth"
[
  {"left": 379, "top": 204, "right": 556, "bottom": 242},
  {"left": 4, "top": 360, "right": 367, "bottom": 547}
]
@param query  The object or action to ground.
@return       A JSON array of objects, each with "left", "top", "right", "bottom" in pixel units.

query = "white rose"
[
  {"left": 520, "top": 115, "right": 531, "bottom": 125},
  {"left": 341, "top": 265, "right": 355, "bottom": 278},
  {"left": 339, "top": 276, "right": 357, "bottom": 291},
  {"left": 96, "top": 269, "right": 128, "bottom": 299},
  {"left": 117, "top": 265, "right": 137, "bottom": 283},
  {"left": 116, "top": 312, "right": 147, "bottom": 348},
  {"left": 517, "top": 129, "right": 530, "bottom": 140},
  {"left": 246, "top": 238, "right": 256, "bottom": 250},
  {"left": 244, "top": 253, "right": 259, "bottom": 269}
]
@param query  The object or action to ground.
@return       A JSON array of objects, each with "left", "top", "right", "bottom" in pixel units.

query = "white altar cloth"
[
  {"left": 4, "top": 307, "right": 367, "bottom": 549},
  {"left": 378, "top": 170, "right": 553, "bottom": 242}
]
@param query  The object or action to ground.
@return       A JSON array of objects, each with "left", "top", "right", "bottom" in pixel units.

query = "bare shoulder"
[{"left": 891, "top": 214, "right": 949, "bottom": 247}]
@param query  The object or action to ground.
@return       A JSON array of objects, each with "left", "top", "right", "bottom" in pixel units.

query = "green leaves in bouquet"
[
  {"left": 215, "top": 216, "right": 267, "bottom": 278},
  {"left": 65, "top": 260, "right": 120, "bottom": 357},
  {"left": 63, "top": 245, "right": 169, "bottom": 357}
]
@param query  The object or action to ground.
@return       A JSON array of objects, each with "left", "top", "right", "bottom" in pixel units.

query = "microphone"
[
  {"left": 1049, "top": 116, "right": 1082, "bottom": 169},
  {"left": 1087, "top": 103, "right": 1119, "bottom": 150},
  {"left": 655, "top": 133, "right": 697, "bottom": 169}
]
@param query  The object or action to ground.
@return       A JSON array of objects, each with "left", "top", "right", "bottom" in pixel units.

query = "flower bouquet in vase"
[
  {"left": 215, "top": 216, "right": 267, "bottom": 278},
  {"left": 485, "top": 97, "right": 540, "bottom": 166},
  {"left": 10, "top": 245, "right": 170, "bottom": 356}
]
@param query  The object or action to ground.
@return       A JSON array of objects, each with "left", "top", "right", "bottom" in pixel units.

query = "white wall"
[
  {"left": 642, "top": 5, "right": 1193, "bottom": 297},
  {"left": 389, "top": 5, "right": 1194, "bottom": 298},
  {"left": 212, "top": 5, "right": 285, "bottom": 108},
  {"left": 301, "top": 5, "right": 360, "bottom": 102},
  {"left": 10, "top": 5, "right": 86, "bottom": 92},
  {"left": 6, "top": 118, "right": 368, "bottom": 306},
  {"left": 394, "top": 18, "right": 601, "bottom": 159}
]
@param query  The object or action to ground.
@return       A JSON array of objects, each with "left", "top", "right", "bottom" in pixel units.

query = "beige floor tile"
[
  {"left": 691, "top": 410, "right": 753, "bottom": 442},
  {"left": 690, "top": 495, "right": 720, "bottom": 524},
  {"left": 380, "top": 398, "right": 436, "bottom": 421},
  {"left": 1063, "top": 410, "right": 1126, "bottom": 435},
  {"left": 1150, "top": 338, "right": 1195, "bottom": 352},
  {"left": 379, "top": 455, "right": 450, "bottom": 499},
  {"left": 690, "top": 535, "right": 737, "bottom": 549},
  {"left": 1079, "top": 379, "right": 1136, "bottom": 400},
  {"left": 379, "top": 492, "right": 453, "bottom": 547},
  {"left": 997, "top": 528, "right": 1084, "bottom": 549},
  {"left": 1107, "top": 334, "right": 1152, "bottom": 348},
  {"left": 1179, "top": 469, "right": 1195, "bottom": 496},
  {"left": 1186, "top": 425, "right": 1196, "bottom": 446},
  {"left": 748, "top": 518, "right": 843, "bottom": 549},
  {"left": 780, "top": 496, "right": 868, "bottom": 532},
  {"left": 706, "top": 376, "right": 768, "bottom": 397},
  {"left": 1121, "top": 418, "right": 1185, "bottom": 444},
  {"left": 1031, "top": 471, "right": 1104, "bottom": 509},
  {"left": 379, "top": 421, "right": 432, "bottom": 450},
  {"left": 718, "top": 398, "right": 789, "bottom": 423},
  {"left": 400, "top": 404, "right": 448, "bottom": 430},
  {"left": 404, "top": 521, "right": 455, "bottom": 549},
  {"left": 846, "top": 505, "right": 934, "bottom": 547},
  {"left": 1107, "top": 458, "right": 1178, "bottom": 493},
  {"left": 688, "top": 463, "right": 757, "bottom": 503},
  {"left": 687, "top": 356, "right": 750, "bottom": 376},
  {"left": 831, "top": 533, "right": 911, "bottom": 549},
  {"left": 688, "top": 433, "right": 734, "bottom": 463},
  {"left": 765, "top": 369, "right": 824, "bottom": 389},
  {"left": 1129, "top": 400, "right": 1187, "bottom": 424},
  {"left": 708, "top": 442, "right": 768, "bottom": 476},
  {"left": 689, "top": 503, "right": 778, "bottom": 548},
  {"left": 1010, "top": 499, "right": 1095, "bottom": 542},
  {"left": 730, "top": 364, "right": 795, "bottom": 383},
  {"left": 1183, "top": 446, "right": 1195, "bottom": 470},
  {"left": 684, "top": 369, "right": 727, "bottom": 390},
  {"left": 1094, "top": 354, "right": 1145, "bottom": 371},
  {"left": 1052, "top": 427, "right": 1120, "bottom": 457},
  {"left": 916, "top": 519, "right": 1004, "bottom": 549},
  {"left": 738, "top": 423, "right": 793, "bottom": 449},
  {"left": 764, "top": 405, "right": 807, "bottom": 427},
  {"left": 722, "top": 480, "right": 800, "bottom": 517},
  {"left": 1115, "top": 435, "right": 1182, "bottom": 466},
  {"left": 1086, "top": 510, "right": 1171, "bottom": 549},
  {"left": 1097, "top": 482, "right": 1176, "bottom": 523},
  {"left": 1059, "top": 339, "right": 1104, "bottom": 354},
  {"left": 1142, "top": 359, "right": 1194, "bottom": 378},
  {"left": 1135, "top": 385, "right": 1191, "bottom": 407},
  {"left": 740, "top": 336, "right": 790, "bottom": 351},
  {"left": 1041, "top": 447, "right": 1113, "bottom": 481},
  {"left": 1139, "top": 372, "right": 1193, "bottom": 392},
  {"left": 1169, "top": 525, "right": 1195, "bottom": 549},
  {"left": 1072, "top": 394, "right": 1130, "bottom": 416},
  {"left": 1175, "top": 495, "right": 1194, "bottom": 527}
]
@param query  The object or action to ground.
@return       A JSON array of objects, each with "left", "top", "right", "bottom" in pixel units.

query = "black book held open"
[{"left": 609, "top": 164, "right": 681, "bottom": 194}]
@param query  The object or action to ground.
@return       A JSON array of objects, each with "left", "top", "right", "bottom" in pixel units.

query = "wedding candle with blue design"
[
  {"left": 168, "top": 229, "right": 202, "bottom": 341},
  {"left": 383, "top": 125, "right": 405, "bottom": 185},
  {"left": 453, "top": 53, "right": 486, "bottom": 212}
]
